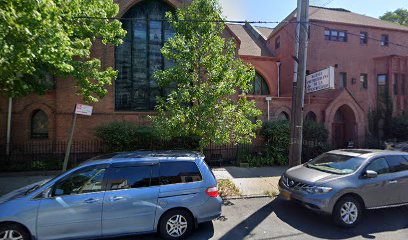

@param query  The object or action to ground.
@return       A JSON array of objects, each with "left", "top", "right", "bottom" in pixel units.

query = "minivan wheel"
[
  {"left": 159, "top": 209, "right": 194, "bottom": 240},
  {"left": 0, "top": 223, "right": 30, "bottom": 240},
  {"left": 333, "top": 196, "right": 362, "bottom": 228}
]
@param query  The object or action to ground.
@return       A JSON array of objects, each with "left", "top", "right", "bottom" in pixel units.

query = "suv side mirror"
[{"left": 365, "top": 170, "right": 378, "bottom": 178}]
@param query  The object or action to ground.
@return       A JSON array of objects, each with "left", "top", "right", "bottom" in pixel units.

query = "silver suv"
[{"left": 279, "top": 149, "right": 408, "bottom": 227}]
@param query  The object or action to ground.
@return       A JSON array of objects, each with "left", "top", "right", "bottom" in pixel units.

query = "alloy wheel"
[
  {"left": 340, "top": 201, "right": 358, "bottom": 225},
  {"left": 0, "top": 230, "right": 23, "bottom": 240},
  {"left": 166, "top": 214, "right": 188, "bottom": 237}
]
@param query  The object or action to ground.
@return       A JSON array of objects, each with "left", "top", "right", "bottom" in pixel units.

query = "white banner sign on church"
[{"left": 305, "top": 66, "right": 335, "bottom": 93}]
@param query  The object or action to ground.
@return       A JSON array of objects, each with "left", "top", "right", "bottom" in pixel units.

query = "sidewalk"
[{"left": 212, "top": 166, "right": 287, "bottom": 198}]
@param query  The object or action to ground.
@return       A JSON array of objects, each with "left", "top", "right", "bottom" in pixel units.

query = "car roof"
[
  {"left": 81, "top": 150, "right": 204, "bottom": 166},
  {"left": 328, "top": 149, "right": 408, "bottom": 158}
]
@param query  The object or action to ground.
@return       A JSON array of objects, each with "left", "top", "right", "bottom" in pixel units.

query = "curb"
[{"left": 222, "top": 194, "right": 274, "bottom": 200}]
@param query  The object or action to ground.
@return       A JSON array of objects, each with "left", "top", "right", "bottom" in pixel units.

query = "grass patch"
[
  {"left": 264, "top": 190, "right": 279, "bottom": 198},
  {"left": 217, "top": 179, "right": 241, "bottom": 198}
]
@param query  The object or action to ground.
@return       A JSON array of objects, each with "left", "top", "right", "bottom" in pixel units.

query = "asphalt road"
[{"left": 118, "top": 197, "right": 408, "bottom": 240}]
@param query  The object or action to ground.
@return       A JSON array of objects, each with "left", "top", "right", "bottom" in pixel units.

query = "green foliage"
[
  {"left": 302, "top": 120, "right": 329, "bottom": 161},
  {"left": 95, "top": 121, "right": 200, "bottom": 152},
  {"left": 0, "top": 0, "right": 126, "bottom": 102},
  {"left": 380, "top": 8, "right": 408, "bottom": 26},
  {"left": 151, "top": 0, "right": 262, "bottom": 150},
  {"left": 261, "top": 120, "right": 290, "bottom": 165},
  {"left": 390, "top": 115, "right": 408, "bottom": 141},
  {"left": 95, "top": 121, "right": 155, "bottom": 152}
]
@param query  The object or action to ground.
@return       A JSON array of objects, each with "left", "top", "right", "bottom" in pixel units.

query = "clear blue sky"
[{"left": 219, "top": 0, "right": 408, "bottom": 28}]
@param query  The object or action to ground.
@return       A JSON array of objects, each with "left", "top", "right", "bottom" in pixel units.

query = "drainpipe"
[
  {"left": 6, "top": 97, "right": 12, "bottom": 155},
  {"left": 276, "top": 62, "right": 281, "bottom": 97},
  {"left": 265, "top": 97, "right": 272, "bottom": 121}
]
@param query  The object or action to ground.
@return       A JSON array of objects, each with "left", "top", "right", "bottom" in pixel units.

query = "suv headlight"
[{"left": 306, "top": 186, "right": 332, "bottom": 194}]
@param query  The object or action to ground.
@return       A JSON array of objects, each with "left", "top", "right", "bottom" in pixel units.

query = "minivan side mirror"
[
  {"left": 42, "top": 188, "right": 52, "bottom": 198},
  {"left": 365, "top": 170, "right": 378, "bottom": 178}
]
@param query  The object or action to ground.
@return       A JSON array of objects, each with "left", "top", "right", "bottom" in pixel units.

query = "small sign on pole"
[
  {"left": 75, "top": 104, "right": 93, "bottom": 116},
  {"left": 63, "top": 104, "right": 93, "bottom": 171},
  {"left": 305, "top": 66, "right": 335, "bottom": 93}
]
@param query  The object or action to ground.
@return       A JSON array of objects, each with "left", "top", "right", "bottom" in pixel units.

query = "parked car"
[
  {"left": 0, "top": 150, "right": 222, "bottom": 240},
  {"left": 279, "top": 149, "right": 408, "bottom": 227}
]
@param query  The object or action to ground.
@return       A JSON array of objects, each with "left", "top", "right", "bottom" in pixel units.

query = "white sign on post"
[
  {"left": 305, "top": 66, "right": 335, "bottom": 93},
  {"left": 75, "top": 104, "right": 93, "bottom": 116}
]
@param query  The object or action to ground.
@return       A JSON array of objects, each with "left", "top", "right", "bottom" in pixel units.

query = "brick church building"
[{"left": 1, "top": 0, "right": 408, "bottom": 150}]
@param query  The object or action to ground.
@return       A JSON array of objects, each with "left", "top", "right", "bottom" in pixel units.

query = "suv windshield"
[{"left": 307, "top": 153, "right": 365, "bottom": 174}]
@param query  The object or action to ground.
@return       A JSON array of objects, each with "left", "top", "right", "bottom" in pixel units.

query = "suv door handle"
[
  {"left": 388, "top": 180, "right": 398, "bottom": 184},
  {"left": 84, "top": 198, "right": 99, "bottom": 203},
  {"left": 110, "top": 196, "right": 125, "bottom": 201}
]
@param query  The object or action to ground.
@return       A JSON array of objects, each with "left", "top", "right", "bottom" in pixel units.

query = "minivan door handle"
[
  {"left": 84, "top": 198, "right": 99, "bottom": 203},
  {"left": 388, "top": 180, "right": 398, "bottom": 184},
  {"left": 110, "top": 196, "right": 125, "bottom": 202}
]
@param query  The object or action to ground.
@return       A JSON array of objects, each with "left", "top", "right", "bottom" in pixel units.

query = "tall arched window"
[
  {"left": 115, "top": 0, "right": 174, "bottom": 111},
  {"left": 31, "top": 110, "right": 48, "bottom": 139},
  {"left": 249, "top": 73, "right": 270, "bottom": 95}
]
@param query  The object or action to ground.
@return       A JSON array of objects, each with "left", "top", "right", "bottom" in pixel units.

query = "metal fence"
[{"left": 0, "top": 141, "right": 266, "bottom": 172}]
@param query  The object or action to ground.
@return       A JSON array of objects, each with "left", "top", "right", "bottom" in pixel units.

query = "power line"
[{"left": 72, "top": 15, "right": 408, "bottom": 50}]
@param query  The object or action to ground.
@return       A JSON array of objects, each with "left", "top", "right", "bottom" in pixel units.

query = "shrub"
[
  {"left": 261, "top": 120, "right": 290, "bottom": 165},
  {"left": 95, "top": 121, "right": 200, "bottom": 152},
  {"left": 302, "top": 120, "right": 330, "bottom": 161},
  {"left": 390, "top": 115, "right": 408, "bottom": 142},
  {"left": 95, "top": 121, "right": 156, "bottom": 152}
]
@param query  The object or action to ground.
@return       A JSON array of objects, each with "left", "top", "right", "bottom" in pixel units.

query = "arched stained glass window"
[
  {"left": 249, "top": 73, "right": 270, "bottom": 95},
  {"left": 31, "top": 110, "right": 48, "bottom": 139},
  {"left": 115, "top": 0, "right": 174, "bottom": 111},
  {"left": 278, "top": 111, "right": 289, "bottom": 121}
]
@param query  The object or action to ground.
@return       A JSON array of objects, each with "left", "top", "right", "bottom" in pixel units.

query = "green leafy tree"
[
  {"left": 152, "top": 0, "right": 262, "bottom": 150},
  {"left": 380, "top": 8, "right": 408, "bottom": 26},
  {"left": 0, "top": 0, "right": 126, "bottom": 102}
]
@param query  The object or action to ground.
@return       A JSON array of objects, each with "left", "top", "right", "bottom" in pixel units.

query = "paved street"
[
  {"left": 2, "top": 174, "right": 408, "bottom": 240},
  {"left": 122, "top": 197, "right": 408, "bottom": 240}
]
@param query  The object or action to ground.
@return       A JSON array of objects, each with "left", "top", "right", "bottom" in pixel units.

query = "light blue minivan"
[{"left": 0, "top": 151, "right": 222, "bottom": 240}]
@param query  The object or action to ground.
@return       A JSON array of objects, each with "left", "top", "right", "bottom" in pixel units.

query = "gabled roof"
[
  {"left": 269, "top": 6, "right": 408, "bottom": 39},
  {"left": 257, "top": 26, "right": 274, "bottom": 39},
  {"left": 226, "top": 23, "right": 274, "bottom": 57}
]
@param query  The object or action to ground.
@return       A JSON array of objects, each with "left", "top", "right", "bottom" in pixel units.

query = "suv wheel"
[
  {"left": 159, "top": 209, "right": 194, "bottom": 240},
  {"left": 333, "top": 196, "right": 362, "bottom": 227},
  {"left": 0, "top": 223, "right": 30, "bottom": 240}
]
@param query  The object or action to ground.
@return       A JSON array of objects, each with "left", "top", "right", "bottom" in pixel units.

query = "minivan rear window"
[{"left": 159, "top": 162, "right": 202, "bottom": 185}]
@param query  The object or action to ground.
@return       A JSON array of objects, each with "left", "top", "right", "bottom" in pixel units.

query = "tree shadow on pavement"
[
  {"left": 273, "top": 198, "right": 408, "bottom": 239},
  {"left": 113, "top": 221, "right": 214, "bottom": 240},
  {"left": 218, "top": 198, "right": 276, "bottom": 240}
]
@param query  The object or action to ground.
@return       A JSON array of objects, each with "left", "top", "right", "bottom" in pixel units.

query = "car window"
[
  {"left": 108, "top": 166, "right": 152, "bottom": 190},
  {"left": 386, "top": 155, "right": 408, "bottom": 173},
  {"left": 307, "top": 153, "right": 365, "bottom": 174},
  {"left": 53, "top": 167, "right": 106, "bottom": 196},
  {"left": 159, "top": 162, "right": 202, "bottom": 185},
  {"left": 366, "top": 157, "right": 390, "bottom": 175}
]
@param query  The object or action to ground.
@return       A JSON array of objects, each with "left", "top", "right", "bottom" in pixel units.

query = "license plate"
[{"left": 280, "top": 190, "right": 291, "bottom": 200}]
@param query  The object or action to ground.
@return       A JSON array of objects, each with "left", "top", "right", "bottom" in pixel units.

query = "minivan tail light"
[{"left": 206, "top": 186, "right": 219, "bottom": 198}]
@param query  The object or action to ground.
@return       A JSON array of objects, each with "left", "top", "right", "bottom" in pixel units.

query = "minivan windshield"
[{"left": 307, "top": 153, "right": 365, "bottom": 175}]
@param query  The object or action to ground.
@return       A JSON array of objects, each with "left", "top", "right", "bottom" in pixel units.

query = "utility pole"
[{"left": 289, "top": 0, "right": 309, "bottom": 167}]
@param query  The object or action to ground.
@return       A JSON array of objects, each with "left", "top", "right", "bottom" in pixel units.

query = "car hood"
[
  {"left": 0, "top": 179, "right": 50, "bottom": 204},
  {"left": 285, "top": 165, "right": 343, "bottom": 184}
]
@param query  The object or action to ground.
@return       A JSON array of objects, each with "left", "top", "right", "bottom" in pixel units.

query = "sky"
[{"left": 219, "top": 0, "right": 408, "bottom": 28}]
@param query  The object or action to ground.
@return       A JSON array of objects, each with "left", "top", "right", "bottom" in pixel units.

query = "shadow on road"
[
  {"left": 273, "top": 198, "right": 408, "bottom": 239},
  {"left": 113, "top": 221, "right": 214, "bottom": 240}
]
